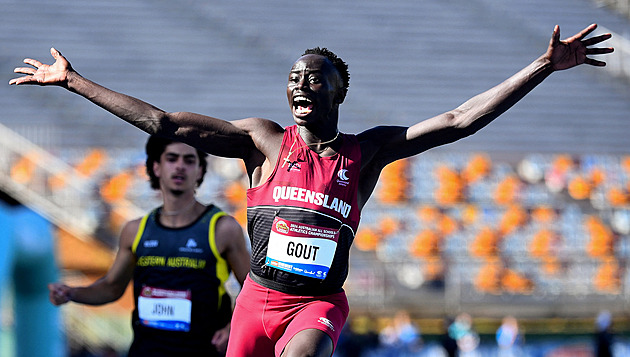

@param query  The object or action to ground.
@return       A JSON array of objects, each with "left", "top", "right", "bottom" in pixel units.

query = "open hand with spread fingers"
[
  {"left": 9, "top": 47, "right": 72, "bottom": 86},
  {"left": 546, "top": 23, "right": 614, "bottom": 71}
]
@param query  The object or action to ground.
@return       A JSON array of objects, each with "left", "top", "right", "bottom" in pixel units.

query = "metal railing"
[{"left": 0, "top": 123, "right": 142, "bottom": 242}]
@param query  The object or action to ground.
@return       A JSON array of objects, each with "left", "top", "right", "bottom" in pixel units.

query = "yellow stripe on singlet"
[
  {"left": 209, "top": 211, "right": 230, "bottom": 309},
  {"left": 131, "top": 214, "right": 150, "bottom": 255}
]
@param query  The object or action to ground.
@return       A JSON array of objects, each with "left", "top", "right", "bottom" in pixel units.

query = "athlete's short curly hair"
[
  {"left": 145, "top": 135, "right": 208, "bottom": 190},
  {"left": 302, "top": 47, "right": 350, "bottom": 91}
]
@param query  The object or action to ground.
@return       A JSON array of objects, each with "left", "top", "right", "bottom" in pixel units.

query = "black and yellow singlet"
[{"left": 128, "top": 205, "right": 231, "bottom": 356}]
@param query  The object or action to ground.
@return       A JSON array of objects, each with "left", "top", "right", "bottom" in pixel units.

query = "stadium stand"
[{"left": 1, "top": 0, "right": 630, "bottom": 354}]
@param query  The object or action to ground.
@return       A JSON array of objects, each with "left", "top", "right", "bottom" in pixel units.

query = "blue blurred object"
[{"left": 0, "top": 202, "right": 65, "bottom": 357}]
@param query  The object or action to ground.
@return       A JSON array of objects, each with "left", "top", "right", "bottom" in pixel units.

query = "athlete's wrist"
[{"left": 66, "top": 287, "right": 77, "bottom": 303}]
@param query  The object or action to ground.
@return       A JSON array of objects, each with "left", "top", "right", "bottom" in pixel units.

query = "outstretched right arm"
[
  {"left": 10, "top": 48, "right": 256, "bottom": 159},
  {"left": 48, "top": 219, "right": 139, "bottom": 306}
]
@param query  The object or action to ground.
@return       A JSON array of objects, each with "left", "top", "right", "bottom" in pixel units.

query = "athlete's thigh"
[
  {"left": 281, "top": 328, "right": 333, "bottom": 357},
  {"left": 225, "top": 279, "right": 276, "bottom": 357},
  {"left": 226, "top": 298, "right": 275, "bottom": 357},
  {"left": 276, "top": 297, "right": 348, "bottom": 357}
]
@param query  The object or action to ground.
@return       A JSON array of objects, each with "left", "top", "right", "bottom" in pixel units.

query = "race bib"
[
  {"left": 266, "top": 217, "right": 339, "bottom": 280},
  {"left": 138, "top": 286, "right": 192, "bottom": 332}
]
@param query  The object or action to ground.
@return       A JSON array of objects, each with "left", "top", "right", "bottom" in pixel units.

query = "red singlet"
[{"left": 227, "top": 125, "right": 361, "bottom": 356}]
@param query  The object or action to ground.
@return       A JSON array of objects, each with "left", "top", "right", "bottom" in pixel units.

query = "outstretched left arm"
[
  {"left": 357, "top": 24, "right": 613, "bottom": 207},
  {"left": 362, "top": 24, "right": 613, "bottom": 163}
]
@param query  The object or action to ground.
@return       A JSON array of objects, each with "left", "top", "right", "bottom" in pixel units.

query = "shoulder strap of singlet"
[
  {"left": 131, "top": 211, "right": 152, "bottom": 255},
  {"left": 207, "top": 207, "right": 231, "bottom": 309},
  {"left": 274, "top": 125, "right": 296, "bottom": 172}
]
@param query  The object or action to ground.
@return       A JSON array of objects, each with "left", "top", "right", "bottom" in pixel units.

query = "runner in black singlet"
[{"left": 46, "top": 136, "right": 250, "bottom": 356}]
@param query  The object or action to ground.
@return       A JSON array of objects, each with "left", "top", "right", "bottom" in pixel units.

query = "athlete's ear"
[
  {"left": 196, "top": 166, "right": 203, "bottom": 183},
  {"left": 153, "top": 161, "right": 161, "bottom": 179},
  {"left": 335, "top": 87, "right": 347, "bottom": 104}
]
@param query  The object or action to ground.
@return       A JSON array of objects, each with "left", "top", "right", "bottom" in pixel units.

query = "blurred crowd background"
[{"left": 1, "top": 0, "right": 630, "bottom": 356}]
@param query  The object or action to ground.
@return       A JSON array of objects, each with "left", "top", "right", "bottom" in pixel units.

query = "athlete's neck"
[
  {"left": 161, "top": 196, "right": 199, "bottom": 227},
  {"left": 298, "top": 126, "right": 340, "bottom": 153}
]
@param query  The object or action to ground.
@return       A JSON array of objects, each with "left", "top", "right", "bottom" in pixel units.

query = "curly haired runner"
[
  {"left": 11, "top": 24, "right": 612, "bottom": 357},
  {"left": 47, "top": 136, "right": 250, "bottom": 356}
]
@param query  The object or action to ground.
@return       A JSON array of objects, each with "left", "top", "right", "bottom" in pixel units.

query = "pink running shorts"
[{"left": 226, "top": 274, "right": 350, "bottom": 356}]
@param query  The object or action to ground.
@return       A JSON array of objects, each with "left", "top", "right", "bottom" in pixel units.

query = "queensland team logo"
[
  {"left": 275, "top": 220, "right": 289, "bottom": 234},
  {"left": 336, "top": 169, "right": 350, "bottom": 187}
]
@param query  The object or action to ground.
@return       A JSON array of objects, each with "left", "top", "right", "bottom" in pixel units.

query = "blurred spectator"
[
  {"left": 336, "top": 317, "right": 379, "bottom": 357},
  {"left": 448, "top": 313, "right": 480, "bottom": 357},
  {"left": 496, "top": 315, "right": 523, "bottom": 357},
  {"left": 441, "top": 317, "right": 458, "bottom": 357},
  {"left": 595, "top": 310, "right": 614, "bottom": 357},
  {"left": 378, "top": 310, "right": 423, "bottom": 356}
]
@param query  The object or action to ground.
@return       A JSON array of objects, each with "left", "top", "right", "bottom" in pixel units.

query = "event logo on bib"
[
  {"left": 275, "top": 220, "right": 289, "bottom": 234},
  {"left": 266, "top": 217, "right": 339, "bottom": 280}
]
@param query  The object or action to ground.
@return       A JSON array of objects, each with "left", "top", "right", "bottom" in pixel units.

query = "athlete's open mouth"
[{"left": 293, "top": 96, "right": 313, "bottom": 116}]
